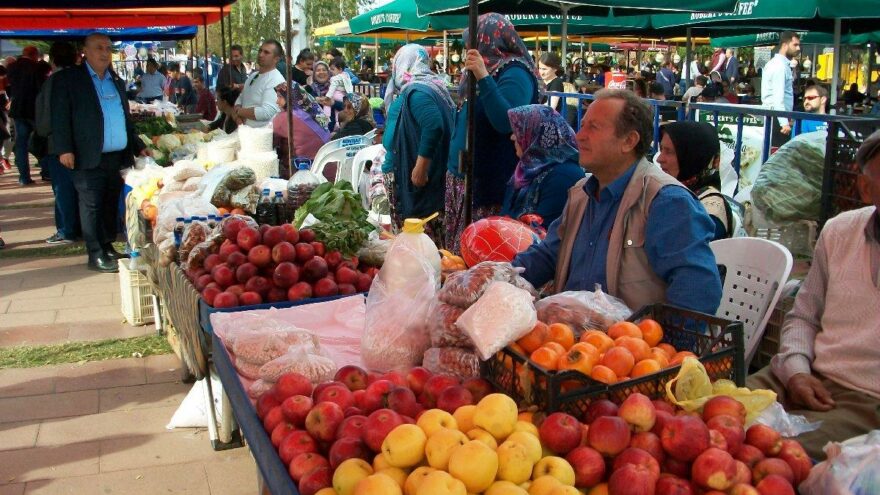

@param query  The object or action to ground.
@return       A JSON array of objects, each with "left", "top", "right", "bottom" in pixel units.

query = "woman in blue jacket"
[
  {"left": 501, "top": 105, "right": 585, "bottom": 228},
  {"left": 381, "top": 44, "right": 455, "bottom": 243},
  {"left": 445, "top": 13, "right": 540, "bottom": 251}
]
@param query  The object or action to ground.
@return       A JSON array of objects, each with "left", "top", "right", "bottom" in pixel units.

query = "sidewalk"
[{"left": 1, "top": 166, "right": 258, "bottom": 494}]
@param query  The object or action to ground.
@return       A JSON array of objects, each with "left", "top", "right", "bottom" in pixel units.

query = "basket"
[
  {"left": 481, "top": 304, "right": 745, "bottom": 420},
  {"left": 820, "top": 119, "right": 878, "bottom": 226},
  {"left": 157, "top": 263, "right": 208, "bottom": 380},
  {"left": 118, "top": 258, "right": 157, "bottom": 326},
  {"left": 751, "top": 296, "right": 796, "bottom": 371}
]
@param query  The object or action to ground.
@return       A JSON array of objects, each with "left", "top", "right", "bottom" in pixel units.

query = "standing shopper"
[
  {"left": 168, "top": 62, "right": 197, "bottom": 114},
  {"left": 723, "top": 48, "right": 739, "bottom": 86},
  {"left": 136, "top": 58, "right": 165, "bottom": 103},
  {"left": 233, "top": 40, "right": 285, "bottom": 127},
  {"left": 51, "top": 33, "right": 148, "bottom": 273},
  {"left": 7, "top": 46, "right": 47, "bottom": 185},
  {"left": 217, "top": 45, "right": 247, "bottom": 93},
  {"left": 761, "top": 32, "right": 801, "bottom": 144},
  {"left": 0, "top": 65, "right": 11, "bottom": 173},
  {"left": 538, "top": 52, "right": 564, "bottom": 113},
  {"left": 445, "top": 13, "right": 540, "bottom": 251},
  {"left": 36, "top": 42, "right": 80, "bottom": 245}
]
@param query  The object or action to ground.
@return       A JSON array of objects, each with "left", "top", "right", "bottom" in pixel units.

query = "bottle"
[
  {"left": 129, "top": 250, "right": 144, "bottom": 271},
  {"left": 380, "top": 213, "right": 442, "bottom": 293},
  {"left": 256, "top": 188, "right": 277, "bottom": 225},
  {"left": 173, "top": 217, "right": 185, "bottom": 248},
  {"left": 287, "top": 158, "right": 320, "bottom": 212},
  {"left": 273, "top": 191, "right": 288, "bottom": 224}
]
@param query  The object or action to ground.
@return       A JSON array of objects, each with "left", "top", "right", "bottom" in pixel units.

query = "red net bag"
[{"left": 460, "top": 216, "right": 537, "bottom": 267}]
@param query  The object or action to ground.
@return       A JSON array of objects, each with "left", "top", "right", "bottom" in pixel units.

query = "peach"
[
  {"left": 691, "top": 447, "right": 737, "bottom": 491},
  {"left": 262, "top": 226, "right": 286, "bottom": 247},
  {"left": 236, "top": 226, "right": 261, "bottom": 250},
  {"left": 745, "top": 424, "right": 782, "bottom": 456}
]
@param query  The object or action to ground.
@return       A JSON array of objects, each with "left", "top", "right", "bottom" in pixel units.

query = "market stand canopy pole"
[{"left": 0, "top": 0, "right": 237, "bottom": 30}]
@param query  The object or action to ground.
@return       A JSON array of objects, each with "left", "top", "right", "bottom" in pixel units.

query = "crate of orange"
[{"left": 481, "top": 304, "right": 744, "bottom": 419}]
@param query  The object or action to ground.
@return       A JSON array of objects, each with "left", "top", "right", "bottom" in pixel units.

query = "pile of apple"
[
  {"left": 186, "top": 218, "right": 377, "bottom": 308},
  {"left": 254, "top": 364, "right": 494, "bottom": 495}
]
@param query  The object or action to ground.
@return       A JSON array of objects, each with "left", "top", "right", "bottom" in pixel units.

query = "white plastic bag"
[
  {"left": 456, "top": 281, "right": 537, "bottom": 360},
  {"left": 535, "top": 286, "right": 632, "bottom": 331},
  {"left": 752, "top": 401, "right": 822, "bottom": 437},
  {"left": 800, "top": 430, "right": 880, "bottom": 495},
  {"left": 166, "top": 379, "right": 209, "bottom": 429}
]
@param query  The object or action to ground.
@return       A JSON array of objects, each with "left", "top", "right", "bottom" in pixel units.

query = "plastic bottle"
[
  {"left": 379, "top": 213, "right": 442, "bottom": 293},
  {"left": 273, "top": 191, "right": 289, "bottom": 225},
  {"left": 256, "top": 188, "right": 277, "bottom": 225},
  {"left": 129, "top": 250, "right": 144, "bottom": 271},
  {"left": 286, "top": 158, "right": 320, "bottom": 212},
  {"left": 173, "top": 217, "right": 185, "bottom": 248}
]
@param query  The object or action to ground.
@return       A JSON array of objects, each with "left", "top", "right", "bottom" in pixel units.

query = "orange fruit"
[
  {"left": 607, "top": 321, "right": 642, "bottom": 340},
  {"left": 508, "top": 341, "right": 527, "bottom": 356},
  {"left": 570, "top": 342, "right": 600, "bottom": 361},
  {"left": 650, "top": 348, "right": 670, "bottom": 367},
  {"left": 547, "top": 323, "right": 576, "bottom": 350},
  {"left": 657, "top": 343, "right": 677, "bottom": 358},
  {"left": 518, "top": 411, "right": 534, "bottom": 423},
  {"left": 542, "top": 342, "right": 566, "bottom": 356},
  {"left": 590, "top": 365, "right": 618, "bottom": 385},
  {"left": 557, "top": 348, "right": 598, "bottom": 376},
  {"left": 530, "top": 346, "right": 559, "bottom": 370},
  {"left": 670, "top": 351, "right": 698, "bottom": 366},
  {"left": 518, "top": 322, "right": 549, "bottom": 354},
  {"left": 631, "top": 359, "right": 662, "bottom": 378},
  {"left": 581, "top": 330, "right": 615, "bottom": 354},
  {"left": 638, "top": 319, "right": 664, "bottom": 347},
  {"left": 601, "top": 346, "right": 635, "bottom": 377},
  {"left": 614, "top": 336, "right": 651, "bottom": 362}
]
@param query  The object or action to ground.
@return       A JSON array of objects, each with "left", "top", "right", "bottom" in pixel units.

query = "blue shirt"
[
  {"left": 800, "top": 119, "right": 827, "bottom": 134},
  {"left": 138, "top": 71, "right": 165, "bottom": 98},
  {"left": 513, "top": 162, "right": 722, "bottom": 315},
  {"left": 86, "top": 63, "right": 127, "bottom": 153}
]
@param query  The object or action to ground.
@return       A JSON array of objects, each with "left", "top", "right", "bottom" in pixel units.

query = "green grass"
[
  {"left": 1, "top": 202, "right": 55, "bottom": 210},
  {"left": 0, "top": 334, "right": 173, "bottom": 369},
  {"left": 0, "top": 241, "right": 126, "bottom": 260}
]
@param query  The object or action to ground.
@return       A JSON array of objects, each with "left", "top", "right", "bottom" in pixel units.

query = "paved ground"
[{"left": 1, "top": 163, "right": 258, "bottom": 494}]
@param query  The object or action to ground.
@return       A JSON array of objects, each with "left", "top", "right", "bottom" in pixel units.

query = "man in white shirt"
[
  {"left": 761, "top": 31, "right": 801, "bottom": 142},
  {"left": 233, "top": 40, "right": 285, "bottom": 127}
]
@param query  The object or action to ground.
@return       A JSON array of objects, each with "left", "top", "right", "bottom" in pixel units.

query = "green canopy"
[
  {"left": 710, "top": 31, "right": 834, "bottom": 48},
  {"left": 349, "top": 0, "right": 465, "bottom": 33},
  {"left": 507, "top": 13, "right": 651, "bottom": 34},
  {"left": 415, "top": 0, "right": 740, "bottom": 17},
  {"left": 317, "top": 36, "right": 403, "bottom": 47}
]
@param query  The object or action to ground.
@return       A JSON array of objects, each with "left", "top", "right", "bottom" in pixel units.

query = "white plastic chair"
[
  {"left": 349, "top": 144, "right": 384, "bottom": 187},
  {"left": 311, "top": 144, "right": 367, "bottom": 184},
  {"left": 363, "top": 128, "right": 378, "bottom": 141},
  {"left": 710, "top": 237, "right": 793, "bottom": 368},
  {"left": 310, "top": 135, "right": 370, "bottom": 173}
]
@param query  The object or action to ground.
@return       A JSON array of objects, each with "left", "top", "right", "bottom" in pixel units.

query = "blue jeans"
[
  {"left": 13, "top": 119, "right": 34, "bottom": 183},
  {"left": 45, "top": 155, "right": 80, "bottom": 239}
]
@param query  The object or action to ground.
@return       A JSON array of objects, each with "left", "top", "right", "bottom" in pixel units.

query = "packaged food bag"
[
  {"left": 259, "top": 344, "right": 336, "bottom": 383},
  {"left": 800, "top": 430, "right": 880, "bottom": 495},
  {"left": 423, "top": 347, "right": 481, "bottom": 379},
  {"left": 535, "top": 286, "right": 632, "bottom": 331},
  {"left": 428, "top": 302, "right": 471, "bottom": 348},
  {"left": 438, "top": 261, "right": 537, "bottom": 309},
  {"left": 751, "top": 130, "right": 827, "bottom": 223},
  {"left": 456, "top": 281, "right": 537, "bottom": 360}
]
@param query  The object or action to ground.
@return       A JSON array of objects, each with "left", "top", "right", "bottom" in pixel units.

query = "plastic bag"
[
  {"left": 182, "top": 176, "right": 202, "bottom": 192},
  {"left": 753, "top": 401, "right": 822, "bottom": 437},
  {"left": 423, "top": 347, "right": 481, "bottom": 379},
  {"left": 356, "top": 233, "right": 391, "bottom": 268},
  {"left": 439, "top": 261, "right": 537, "bottom": 309},
  {"left": 752, "top": 130, "right": 826, "bottom": 223},
  {"left": 198, "top": 164, "right": 256, "bottom": 207},
  {"left": 172, "top": 160, "right": 206, "bottom": 182},
  {"left": 259, "top": 344, "right": 337, "bottom": 383},
  {"left": 361, "top": 241, "right": 438, "bottom": 372},
  {"left": 665, "top": 357, "right": 777, "bottom": 423},
  {"left": 166, "top": 379, "right": 209, "bottom": 429},
  {"left": 428, "top": 302, "right": 471, "bottom": 348},
  {"left": 800, "top": 430, "right": 880, "bottom": 495},
  {"left": 456, "top": 281, "right": 538, "bottom": 360},
  {"left": 154, "top": 195, "right": 219, "bottom": 257},
  {"left": 229, "top": 185, "right": 260, "bottom": 212},
  {"left": 179, "top": 220, "right": 210, "bottom": 265},
  {"left": 535, "top": 287, "right": 632, "bottom": 332},
  {"left": 460, "top": 216, "right": 538, "bottom": 267},
  {"left": 248, "top": 379, "right": 275, "bottom": 399},
  {"left": 235, "top": 358, "right": 263, "bottom": 380},
  {"left": 232, "top": 329, "right": 321, "bottom": 365}
]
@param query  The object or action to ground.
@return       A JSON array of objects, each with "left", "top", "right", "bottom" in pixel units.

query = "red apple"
[
  {"left": 655, "top": 475, "right": 694, "bottom": 495},
  {"left": 752, "top": 458, "right": 794, "bottom": 485},
  {"left": 661, "top": 415, "right": 711, "bottom": 462},
  {"left": 298, "top": 465, "right": 331, "bottom": 495},
  {"left": 271, "top": 422, "right": 296, "bottom": 448},
  {"left": 709, "top": 429, "right": 728, "bottom": 451},
  {"left": 419, "top": 374, "right": 460, "bottom": 408},
  {"left": 281, "top": 395, "right": 313, "bottom": 427},
  {"left": 540, "top": 412, "right": 583, "bottom": 456},
  {"left": 566, "top": 446, "right": 605, "bottom": 489},
  {"left": 461, "top": 377, "right": 493, "bottom": 403},
  {"left": 295, "top": 242, "right": 316, "bottom": 263},
  {"left": 289, "top": 452, "right": 329, "bottom": 483},
  {"left": 745, "top": 424, "right": 782, "bottom": 456},
  {"left": 305, "top": 401, "right": 345, "bottom": 443},
  {"left": 608, "top": 463, "right": 658, "bottom": 495},
  {"left": 691, "top": 447, "right": 737, "bottom": 491},
  {"left": 256, "top": 393, "right": 280, "bottom": 419},
  {"left": 263, "top": 406, "right": 286, "bottom": 433},
  {"left": 387, "top": 387, "right": 421, "bottom": 418},
  {"left": 630, "top": 431, "right": 665, "bottom": 464},
  {"left": 315, "top": 383, "right": 355, "bottom": 411},
  {"left": 336, "top": 414, "right": 367, "bottom": 440},
  {"left": 287, "top": 281, "right": 313, "bottom": 301},
  {"left": 436, "top": 386, "right": 474, "bottom": 414},
  {"left": 236, "top": 227, "right": 261, "bottom": 251},
  {"left": 235, "top": 262, "right": 258, "bottom": 283},
  {"left": 311, "top": 381, "right": 337, "bottom": 402},
  {"left": 613, "top": 447, "right": 661, "bottom": 480},
  {"left": 275, "top": 373, "right": 313, "bottom": 401},
  {"left": 702, "top": 396, "right": 746, "bottom": 424},
  {"left": 299, "top": 228, "right": 316, "bottom": 243},
  {"left": 618, "top": 393, "right": 657, "bottom": 433},
  {"left": 707, "top": 414, "right": 745, "bottom": 455},
  {"left": 778, "top": 439, "right": 812, "bottom": 485},
  {"left": 651, "top": 410, "right": 675, "bottom": 437},
  {"left": 663, "top": 457, "right": 691, "bottom": 479},
  {"left": 728, "top": 483, "right": 759, "bottom": 495},
  {"left": 588, "top": 416, "right": 632, "bottom": 457},
  {"left": 334, "top": 365, "right": 368, "bottom": 391},
  {"left": 583, "top": 399, "right": 618, "bottom": 424},
  {"left": 328, "top": 436, "right": 371, "bottom": 469},
  {"left": 755, "top": 474, "right": 795, "bottom": 495},
  {"left": 262, "top": 226, "right": 286, "bottom": 248},
  {"left": 734, "top": 444, "right": 765, "bottom": 468},
  {"left": 379, "top": 371, "right": 407, "bottom": 387},
  {"left": 733, "top": 460, "right": 752, "bottom": 485},
  {"left": 362, "top": 380, "right": 395, "bottom": 413},
  {"left": 652, "top": 400, "right": 676, "bottom": 415},
  {"left": 362, "top": 408, "right": 404, "bottom": 452}
]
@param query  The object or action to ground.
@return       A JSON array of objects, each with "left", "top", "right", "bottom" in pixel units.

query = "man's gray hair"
[{"left": 592, "top": 88, "right": 654, "bottom": 156}]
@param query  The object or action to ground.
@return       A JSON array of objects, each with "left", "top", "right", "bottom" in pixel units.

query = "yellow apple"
[
  {"left": 549, "top": 485, "right": 581, "bottom": 495},
  {"left": 373, "top": 453, "right": 393, "bottom": 471},
  {"left": 448, "top": 440, "right": 499, "bottom": 493},
  {"left": 485, "top": 480, "right": 530, "bottom": 495},
  {"left": 404, "top": 467, "right": 436, "bottom": 495},
  {"left": 532, "top": 457, "right": 576, "bottom": 486},
  {"left": 417, "top": 409, "right": 458, "bottom": 437},
  {"left": 425, "top": 427, "right": 469, "bottom": 470},
  {"left": 315, "top": 489, "right": 338, "bottom": 495},
  {"left": 514, "top": 420, "right": 540, "bottom": 436},
  {"left": 353, "top": 473, "right": 402, "bottom": 495},
  {"left": 382, "top": 424, "right": 427, "bottom": 468},
  {"left": 376, "top": 467, "right": 408, "bottom": 490},
  {"left": 473, "top": 393, "right": 518, "bottom": 441},
  {"left": 497, "top": 440, "right": 536, "bottom": 484},
  {"left": 333, "top": 458, "right": 374, "bottom": 495},
  {"left": 586, "top": 483, "right": 608, "bottom": 495},
  {"left": 528, "top": 475, "right": 563, "bottom": 495},
  {"left": 466, "top": 427, "right": 499, "bottom": 449},
  {"left": 415, "top": 470, "right": 467, "bottom": 495},
  {"left": 507, "top": 431, "right": 543, "bottom": 464},
  {"left": 453, "top": 404, "right": 477, "bottom": 433}
]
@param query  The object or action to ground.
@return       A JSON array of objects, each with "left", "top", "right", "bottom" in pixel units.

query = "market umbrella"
[
  {"left": 709, "top": 31, "right": 835, "bottom": 48},
  {"left": 0, "top": 25, "right": 198, "bottom": 41},
  {"left": 349, "top": 0, "right": 466, "bottom": 34}
]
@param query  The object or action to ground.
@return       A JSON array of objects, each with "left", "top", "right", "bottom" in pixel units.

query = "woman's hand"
[
  {"left": 464, "top": 49, "right": 489, "bottom": 81},
  {"left": 317, "top": 96, "right": 333, "bottom": 106},
  {"left": 411, "top": 156, "right": 431, "bottom": 187}
]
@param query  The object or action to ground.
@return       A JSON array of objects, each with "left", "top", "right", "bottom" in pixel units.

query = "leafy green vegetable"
[
  {"left": 312, "top": 219, "right": 370, "bottom": 257},
  {"left": 294, "top": 180, "right": 371, "bottom": 229},
  {"left": 134, "top": 116, "right": 174, "bottom": 137}
]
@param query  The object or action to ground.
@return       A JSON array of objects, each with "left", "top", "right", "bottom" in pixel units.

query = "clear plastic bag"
[
  {"left": 753, "top": 401, "right": 822, "bottom": 437},
  {"left": 428, "top": 302, "right": 471, "bottom": 348},
  {"left": 234, "top": 358, "right": 263, "bottom": 381},
  {"left": 356, "top": 233, "right": 391, "bottom": 268},
  {"left": 171, "top": 160, "right": 206, "bottom": 182},
  {"left": 248, "top": 379, "right": 275, "bottom": 399},
  {"left": 361, "top": 241, "right": 438, "bottom": 372},
  {"left": 229, "top": 185, "right": 260, "bottom": 212},
  {"left": 232, "top": 329, "right": 321, "bottom": 365},
  {"left": 153, "top": 194, "right": 218, "bottom": 248},
  {"left": 179, "top": 220, "right": 210, "bottom": 266},
  {"left": 800, "top": 430, "right": 880, "bottom": 495},
  {"left": 438, "top": 261, "right": 537, "bottom": 309},
  {"left": 423, "top": 347, "right": 481, "bottom": 379},
  {"left": 535, "top": 286, "right": 633, "bottom": 332},
  {"left": 456, "top": 281, "right": 538, "bottom": 360},
  {"left": 752, "top": 130, "right": 827, "bottom": 223},
  {"left": 258, "top": 344, "right": 337, "bottom": 383}
]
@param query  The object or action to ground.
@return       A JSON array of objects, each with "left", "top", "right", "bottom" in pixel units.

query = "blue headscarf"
[{"left": 507, "top": 104, "right": 579, "bottom": 189}]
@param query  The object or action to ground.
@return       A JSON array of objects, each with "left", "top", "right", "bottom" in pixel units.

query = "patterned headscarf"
[
  {"left": 383, "top": 43, "right": 454, "bottom": 113},
  {"left": 345, "top": 92, "right": 369, "bottom": 118},
  {"left": 460, "top": 13, "right": 537, "bottom": 97},
  {"left": 311, "top": 61, "right": 331, "bottom": 97},
  {"left": 507, "top": 104, "right": 579, "bottom": 190},
  {"left": 276, "top": 82, "right": 330, "bottom": 132}
]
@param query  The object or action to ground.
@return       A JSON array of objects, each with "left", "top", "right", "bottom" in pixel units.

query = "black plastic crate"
[
  {"left": 481, "top": 304, "right": 744, "bottom": 421},
  {"left": 820, "top": 119, "right": 879, "bottom": 226}
]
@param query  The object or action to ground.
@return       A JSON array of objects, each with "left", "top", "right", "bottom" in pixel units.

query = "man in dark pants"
[
  {"left": 51, "top": 33, "right": 148, "bottom": 273},
  {"left": 6, "top": 45, "right": 46, "bottom": 185}
]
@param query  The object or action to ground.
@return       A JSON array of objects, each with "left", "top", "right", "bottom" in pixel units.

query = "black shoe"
[
  {"left": 46, "top": 233, "right": 74, "bottom": 245},
  {"left": 88, "top": 255, "right": 119, "bottom": 273},
  {"left": 19, "top": 179, "right": 35, "bottom": 186},
  {"left": 103, "top": 247, "right": 130, "bottom": 260}
]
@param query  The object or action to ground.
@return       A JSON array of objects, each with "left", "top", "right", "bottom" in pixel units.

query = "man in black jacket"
[
  {"left": 51, "top": 33, "right": 147, "bottom": 273},
  {"left": 7, "top": 45, "right": 47, "bottom": 185}
]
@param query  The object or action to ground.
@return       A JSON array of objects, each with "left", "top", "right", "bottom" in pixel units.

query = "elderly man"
[
  {"left": 51, "top": 33, "right": 147, "bottom": 273},
  {"left": 747, "top": 130, "right": 880, "bottom": 459},
  {"left": 233, "top": 40, "right": 285, "bottom": 127},
  {"left": 513, "top": 88, "right": 722, "bottom": 315}
]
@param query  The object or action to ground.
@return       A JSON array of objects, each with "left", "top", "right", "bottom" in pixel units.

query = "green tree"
[{"left": 189, "top": 0, "right": 282, "bottom": 63}]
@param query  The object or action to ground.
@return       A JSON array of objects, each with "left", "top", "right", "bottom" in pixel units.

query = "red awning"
[{"left": 0, "top": 7, "right": 229, "bottom": 30}]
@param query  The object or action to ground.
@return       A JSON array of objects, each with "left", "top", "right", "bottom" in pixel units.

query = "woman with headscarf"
[
  {"left": 272, "top": 82, "right": 331, "bottom": 174},
  {"left": 501, "top": 105, "right": 585, "bottom": 228},
  {"left": 381, "top": 43, "right": 455, "bottom": 241},
  {"left": 311, "top": 60, "right": 340, "bottom": 131},
  {"left": 331, "top": 93, "right": 374, "bottom": 140},
  {"left": 445, "top": 13, "right": 540, "bottom": 251},
  {"left": 657, "top": 121, "right": 743, "bottom": 240}
]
